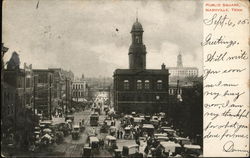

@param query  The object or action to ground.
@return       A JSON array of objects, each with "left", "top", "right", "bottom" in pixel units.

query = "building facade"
[
  {"left": 72, "top": 75, "right": 88, "bottom": 102},
  {"left": 113, "top": 19, "right": 169, "bottom": 114},
  {"left": 4, "top": 63, "right": 34, "bottom": 114},
  {"left": 33, "top": 69, "right": 54, "bottom": 118},
  {"left": 3, "top": 59, "right": 35, "bottom": 145}
]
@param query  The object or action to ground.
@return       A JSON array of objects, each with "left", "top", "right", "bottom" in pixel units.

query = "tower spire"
[
  {"left": 177, "top": 51, "right": 183, "bottom": 67},
  {"left": 136, "top": 8, "right": 138, "bottom": 22}
]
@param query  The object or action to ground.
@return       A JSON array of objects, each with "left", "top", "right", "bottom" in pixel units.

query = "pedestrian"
[
  {"left": 120, "top": 130, "right": 123, "bottom": 139},
  {"left": 117, "top": 130, "right": 120, "bottom": 139},
  {"left": 136, "top": 138, "right": 140, "bottom": 146},
  {"left": 100, "top": 138, "right": 104, "bottom": 149},
  {"left": 144, "top": 145, "right": 149, "bottom": 155}
]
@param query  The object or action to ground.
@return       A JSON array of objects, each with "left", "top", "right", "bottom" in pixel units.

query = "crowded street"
[{"left": 2, "top": 89, "right": 203, "bottom": 157}]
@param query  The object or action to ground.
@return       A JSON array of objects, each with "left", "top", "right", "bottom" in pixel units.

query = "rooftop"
[
  {"left": 114, "top": 69, "right": 169, "bottom": 75},
  {"left": 167, "top": 67, "right": 198, "bottom": 70}
]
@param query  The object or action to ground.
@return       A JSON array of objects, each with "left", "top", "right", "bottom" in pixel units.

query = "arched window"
[
  {"left": 137, "top": 80, "right": 142, "bottom": 90},
  {"left": 81, "top": 84, "right": 83, "bottom": 89},
  {"left": 169, "top": 89, "right": 174, "bottom": 95},
  {"left": 157, "top": 80, "right": 162, "bottom": 90},
  {"left": 124, "top": 80, "right": 129, "bottom": 90},
  {"left": 136, "top": 36, "right": 140, "bottom": 43},
  {"left": 145, "top": 80, "right": 150, "bottom": 89},
  {"left": 179, "top": 88, "right": 182, "bottom": 95}
]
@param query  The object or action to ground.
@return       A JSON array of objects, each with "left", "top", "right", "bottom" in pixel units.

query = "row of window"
[
  {"left": 123, "top": 80, "right": 163, "bottom": 90},
  {"left": 4, "top": 92, "right": 15, "bottom": 101},
  {"left": 118, "top": 94, "right": 167, "bottom": 101},
  {"left": 7, "top": 105, "right": 14, "bottom": 115},
  {"left": 169, "top": 88, "right": 182, "bottom": 95},
  {"left": 72, "top": 84, "right": 84, "bottom": 90},
  {"left": 72, "top": 91, "right": 84, "bottom": 97},
  {"left": 169, "top": 70, "right": 198, "bottom": 76}
]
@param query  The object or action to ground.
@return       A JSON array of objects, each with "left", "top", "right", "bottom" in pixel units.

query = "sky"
[{"left": 3, "top": 0, "right": 203, "bottom": 78}]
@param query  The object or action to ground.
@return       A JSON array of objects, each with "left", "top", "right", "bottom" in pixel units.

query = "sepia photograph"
[{"left": 2, "top": 0, "right": 204, "bottom": 157}]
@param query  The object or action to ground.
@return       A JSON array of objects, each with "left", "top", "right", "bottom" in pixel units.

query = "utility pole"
[
  {"left": 65, "top": 78, "right": 68, "bottom": 115},
  {"left": 49, "top": 74, "right": 52, "bottom": 120},
  {"left": 23, "top": 66, "right": 26, "bottom": 108},
  {"left": 1, "top": 43, "right": 8, "bottom": 118},
  {"left": 14, "top": 69, "right": 18, "bottom": 150},
  {"left": 176, "top": 79, "right": 179, "bottom": 98},
  {"left": 77, "top": 85, "right": 79, "bottom": 103},
  {"left": 33, "top": 75, "right": 36, "bottom": 116},
  {"left": 70, "top": 80, "right": 72, "bottom": 109}
]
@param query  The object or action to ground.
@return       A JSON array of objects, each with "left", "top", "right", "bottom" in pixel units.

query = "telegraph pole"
[
  {"left": 23, "top": 66, "right": 26, "bottom": 108},
  {"left": 176, "top": 79, "right": 179, "bottom": 98},
  {"left": 33, "top": 75, "right": 36, "bottom": 116},
  {"left": 49, "top": 74, "right": 52, "bottom": 120},
  {"left": 1, "top": 43, "right": 8, "bottom": 117},
  {"left": 65, "top": 78, "right": 68, "bottom": 115}
]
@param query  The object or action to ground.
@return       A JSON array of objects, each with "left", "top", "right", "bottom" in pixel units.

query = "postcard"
[{"left": 1, "top": 0, "right": 249, "bottom": 157}]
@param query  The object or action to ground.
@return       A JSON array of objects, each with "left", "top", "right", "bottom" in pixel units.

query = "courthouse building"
[{"left": 113, "top": 18, "right": 169, "bottom": 114}]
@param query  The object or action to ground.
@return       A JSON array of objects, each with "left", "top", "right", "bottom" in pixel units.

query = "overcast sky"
[{"left": 3, "top": 0, "right": 203, "bottom": 77}]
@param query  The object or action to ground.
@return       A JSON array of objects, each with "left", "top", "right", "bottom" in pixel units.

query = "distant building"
[
  {"left": 167, "top": 53, "right": 199, "bottom": 99},
  {"left": 113, "top": 18, "right": 169, "bottom": 114},
  {"left": 33, "top": 68, "right": 75, "bottom": 117},
  {"left": 85, "top": 77, "right": 113, "bottom": 90},
  {"left": 72, "top": 75, "right": 88, "bottom": 102},
  {"left": 167, "top": 53, "right": 198, "bottom": 82}
]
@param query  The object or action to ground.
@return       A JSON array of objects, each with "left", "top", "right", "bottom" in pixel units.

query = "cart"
[
  {"left": 105, "top": 135, "right": 118, "bottom": 151},
  {"left": 124, "top": 126, "right": 131, "bottom": 139},
  {"left": 109, "top": 126, "right": 116, "bottom": 136}
]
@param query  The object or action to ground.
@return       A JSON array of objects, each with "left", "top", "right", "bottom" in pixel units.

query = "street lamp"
[
  {"left": 156, "top": 95, "right": 160, "bottom": 113},
  {"left": 1, "top": 43, "right": 9, "bottom": 122}
]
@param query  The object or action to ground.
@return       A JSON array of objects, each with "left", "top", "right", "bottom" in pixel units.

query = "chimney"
[{"left": 161, "top": 63, "right": 166, "bottom": 70}]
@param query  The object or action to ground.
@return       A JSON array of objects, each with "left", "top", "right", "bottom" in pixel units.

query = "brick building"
[
  {"left": 113, "top": 18, "right": 169, "bottom": 114},
  {"left": 33, "top": 69, "right": 54, "bottom": 118},
  {"left": 4, "top": 62, "right": 34, "bottom": 115}
]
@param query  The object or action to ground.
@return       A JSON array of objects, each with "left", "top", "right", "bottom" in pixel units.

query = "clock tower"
[{"left": 128, "top": 18, "right": 147, "bottom": 70}]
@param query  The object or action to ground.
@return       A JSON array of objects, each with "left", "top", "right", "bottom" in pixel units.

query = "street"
[{"left": 52, "top": 107, "right": 111, "bottom": 157}]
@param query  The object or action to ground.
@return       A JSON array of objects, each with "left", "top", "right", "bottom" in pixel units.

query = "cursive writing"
[
  {"left": 204, "top": 121, "right": 247, "bottom": 133},
  {"left": 204, "top": 68, "right": 246, "bottom": 79},
  {"left": 203, "top": 13, "right": 235, "bottom": 30},
  {"left": 204, "top": 100, "right": 243, "bottom": 109},
  {"left": 203, "top": 3, "right": 249, "bottom": 156},
  {"left": 204, "top": 81, "right": 239, "bottom": 88},
  {"left": 223, "top": 141, "right": 249, "bottom": 153},
  {"left": 205, "top": 50, "right": 248, "bottom": 63},
  {"left": 201, "top": 33, "right": 239, "bottom": 48}
]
